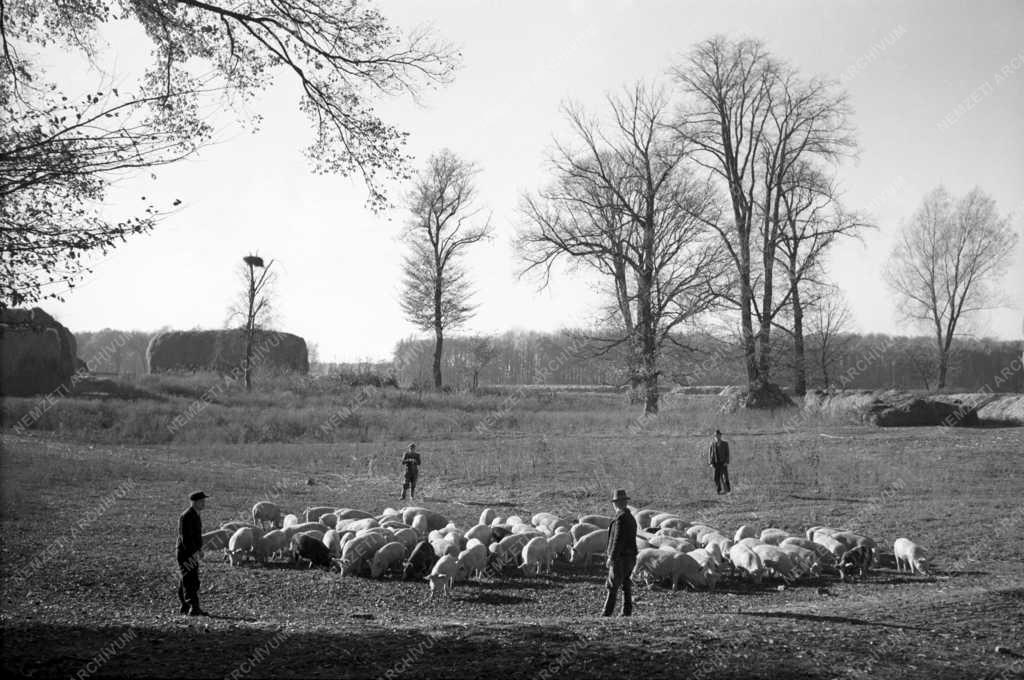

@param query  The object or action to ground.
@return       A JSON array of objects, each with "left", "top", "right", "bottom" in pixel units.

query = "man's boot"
[
  {"left": 621, "top": 586, "right": 633, "bottom": 617},
  {"left": 187, "top": 595, "right": 208, "bottom": 617},
  {"left": 601, "top": 588, "right": 616, "bottom": 616}
]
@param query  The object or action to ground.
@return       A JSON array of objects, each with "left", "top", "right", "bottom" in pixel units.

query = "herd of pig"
[{"left": 198, "top": 501, "right": 931, "bottom": 598}]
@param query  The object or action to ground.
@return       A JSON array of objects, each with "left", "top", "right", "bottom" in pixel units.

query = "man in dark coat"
[
  {"left": 708, "top": 429, "right": 731, "bottom": 494},
  {"left": 603, "top": 488, "right": 638, "bottom": 617},
  {"left": 400, "top": 443, "right": 421, "bottom": 499},
  {"left": 176, "top": 491, "right": 208, "bottom": 616}
]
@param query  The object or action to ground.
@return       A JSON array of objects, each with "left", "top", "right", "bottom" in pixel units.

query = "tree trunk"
[
  {"left": 821, "top": 344, "right": 831, "bottom": 390},
  {"left": 640, "top": 348, "right": 659, "bottom": 414},
  {"left": 432, "top": 279, "right": 443, "bottom": 390},
  {"left": 432, "top": 327, "right": 443, "bottom": 390},
  {"left": 936, "top": 350, "right": 948, "bottom": 390},
  {"left": 933, "top": 324, "right": 950, "bottom": 390},
  {"left": 757, "top": 217, "right": 777, "bottom": 382},
  {"left": 244, "top": 263, "right": 256, "bottom": 392},
  {"left": 756, "top": 317, "right": 772, "bottom": 383},
  {"left": 738, "top": 240, "right": 759, "bottom": 385},
  {"left": 790, "top": 274, "right": 807, "bottom": 396}
]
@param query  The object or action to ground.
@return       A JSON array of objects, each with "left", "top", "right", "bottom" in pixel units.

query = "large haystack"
[
  {"left": 146, "top": 329, "right": 309, "bottom": 374},
  {"left": 942, "top": 393, "right": 1024, "bottom": 426},
  {"left": 802, "top": 389, "right": 880, "bottom": 418},
  {"left": 719, "top": 381, "right": 794, "bottom": 412},
  {"left": 868, "top": 394, "right": 979, "bottom": 427},
  {"left": 0, "top": 308, "right": 78, "bottom": 396},
  {"left": 804, "top": 389, "right": 984, "bottom": 427}
]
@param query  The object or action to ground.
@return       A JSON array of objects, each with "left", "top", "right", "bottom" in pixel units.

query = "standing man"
[
  {"left": 603, "top": 489, "right": 638, "bottom": 617},
  {"left": 400, "top": 443, "right": 421, "bottom": 500},
  {"left": 176, "top": 490, "right": 209, "bottom": 616},
  {"left": 708, "top": 429, "right": 731, "bottom": 494}
]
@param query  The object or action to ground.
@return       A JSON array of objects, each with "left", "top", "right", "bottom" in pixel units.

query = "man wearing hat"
[
  {"left": 400, "top": 443, "right": 421, "bottom": 500},
  {"left": 708, "top": 429, "right": 731, "bottom": 494},
  {"left": 176, "top": 491, "right": 209, "bottom": 616},
  {"left": 603, "top": 489, "right": 638, "bottom": 617}
]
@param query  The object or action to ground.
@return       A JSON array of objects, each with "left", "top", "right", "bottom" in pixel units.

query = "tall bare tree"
[
  {"left": 1, "top": 0, "right": 457, "bottom": 307},
  {"left": 519, "top": 84, "right": 728, "bottom": 414},
  {"left": 670, "top": 36, "right": 856, "bottom": 405},
  {"left": 773, "top": 163, "right": 870, "bottom": 394},
  {"left": 400, "top": 150, "right": 491, "bottom": 390},
  {"left": 886, "top": 186, "right": 1017, "bottom": 389},
  {"left": 227, "top": 254, "right": 275, "bottom": 391}
]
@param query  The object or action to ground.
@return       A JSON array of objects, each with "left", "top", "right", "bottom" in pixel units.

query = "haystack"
[
  {"left": 802, "top": 389, "right": 880, "bottom": 418},
  {"left": 867, "top": 393, "right": 979, "bottom": 427},
  {"left": 718, "top": 380, "right": 794, "bottom": 411},
  {"left": 804, "top": 389, "right": 984, "bottom": 427},
  {"left": 0, "top": 308, "right": 78, "bottom": 396},
  {"left": 942, "top": 393, "right": 1024, "bottom": 426},
  {"left": 146, "top": 329, "right": 309, "bottom": 374}
]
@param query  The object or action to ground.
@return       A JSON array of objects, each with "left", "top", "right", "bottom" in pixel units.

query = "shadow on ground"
[{"left": 0, "top": 620, "right": 989, "bottom": 680}]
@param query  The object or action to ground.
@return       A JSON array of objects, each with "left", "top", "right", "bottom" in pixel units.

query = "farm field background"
[{"left": 1, "top": 387, "right": 1023, "bottom": 679}]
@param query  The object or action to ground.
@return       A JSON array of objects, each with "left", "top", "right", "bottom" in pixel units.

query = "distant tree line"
[
  {"left": 388, "top": 331, "right": 1023, "bottom": 394},
  {"left": 74, "top": 327, "right": 1021, "bottom": 393},
  {"left": 75, "top": 330, "right": 153, "bottom": 375}
]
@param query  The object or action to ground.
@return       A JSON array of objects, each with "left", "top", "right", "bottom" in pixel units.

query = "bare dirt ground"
[{"left": 2, "top": 426, "right": 1023, "bottom": 679}]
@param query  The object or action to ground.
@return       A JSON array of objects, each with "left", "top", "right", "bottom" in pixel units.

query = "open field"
[
  {"left": 2, "top": 394, "right": 1023, "bottom": 679},
  {"left": 0, "top": 373, "right": 788, "bottom": 446}
]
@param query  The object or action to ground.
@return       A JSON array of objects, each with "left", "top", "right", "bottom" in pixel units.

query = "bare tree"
[
  {"left": 227, "top": 254, "right": 275, "bottom": 391},
  {"left": 468, "top": 335, "right": 499, "bottom": 392},
  {"left": 893, "top": 336, "right": 937, "bottom": 391},
  {"left": 519, "top": 84, "right": 728, "bottom": 414},
  {"left": 400, "top": 150, "right": 491, "bottom": 390},
  {"left": 886, "top": 186, "right": 1017, "bottom": 389},
  {"left": 773, "top": 163, "right": 871, "bottom": 394},
  {"left": 1, "top": 0, "right": 457, "bottom": 307},
  {"left": 804, "top": 285, "right": 853, "bottom": 390},
  {"left": 670, "top": 36, "right": 856, "bottom": 405}
]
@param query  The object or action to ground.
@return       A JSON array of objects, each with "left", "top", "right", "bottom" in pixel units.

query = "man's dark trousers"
[
  {"left": 177, "top": 554, "right": 200, "bottom": 612},
  {"left": 603, "top": 555, "right": 636, "bottom": 616},
  {"left": 402, "top": 470, "right": 418, "bottom": 498},
  {"left": 714, "top": 464, "right": 731, "bottom": 494}
]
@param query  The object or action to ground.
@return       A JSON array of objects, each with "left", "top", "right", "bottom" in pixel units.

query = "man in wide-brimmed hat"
[
  {"left": 176, "top": 490, "right": 209, "bottom": 616},
  {"left": 603, "top": 488, "right": 638, "bottom": 617}
]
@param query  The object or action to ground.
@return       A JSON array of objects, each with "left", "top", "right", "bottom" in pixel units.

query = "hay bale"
[
  {"left": 804, "top": 389, "right": 982, "bottom": 427},
  {"left": 0, "top": 307, "right": 78, "bottom": 396},
  {"left": 147, "top": 329, "right": 309, "bottom": 374},
  {"left": 719, "top": 381, "right": 794, "bottom": 412},
  {"left": 803, "top": 389, "right": 889, "bottom": 420},
  {"left": 868, "top": 394, "right": 979, "bottom": 427},
  {"left": 717, "top": 385, "right": 744, "bottom": 413},
  {"left": 942, "top": 393, "right": 1024, "bottom": 426}
]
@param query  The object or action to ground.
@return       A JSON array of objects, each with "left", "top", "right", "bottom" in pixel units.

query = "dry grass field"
[{"left": 2, "top": 387, "right": 1023, "bottom": 679}]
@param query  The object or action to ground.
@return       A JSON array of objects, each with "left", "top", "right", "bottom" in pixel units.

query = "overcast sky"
[{"left": 40, "top": 0, "right": 1024, "bottom": 362}]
